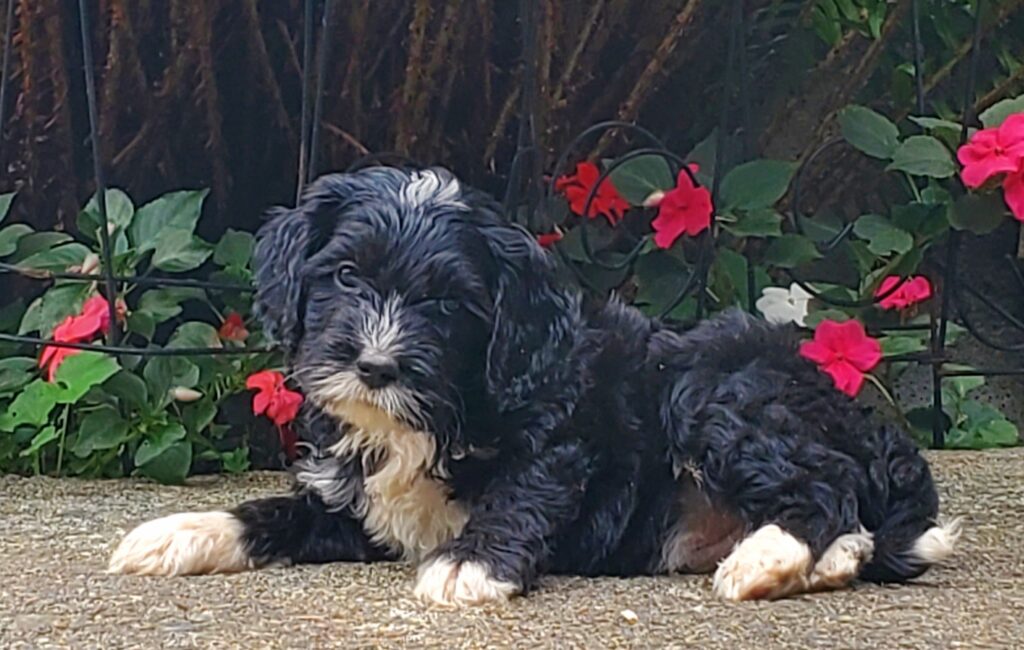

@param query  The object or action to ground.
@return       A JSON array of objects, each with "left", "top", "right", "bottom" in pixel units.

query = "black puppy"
[{"left": 109, "top": 167, "right": 958, "bottom": 605}]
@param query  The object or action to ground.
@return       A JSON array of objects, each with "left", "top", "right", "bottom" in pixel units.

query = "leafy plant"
[
  {"left": 540, "top": 94, "right": 1024, "bottom": 450},
  {"left": 0, "top": 189, "right": 282, "bottom": 483}
]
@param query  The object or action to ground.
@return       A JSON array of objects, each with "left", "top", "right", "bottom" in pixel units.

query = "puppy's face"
[
  {"left": 289, "top": 172, "right": 493, "bottom": 437},
  {"left": 255, "top": 167, "right": 578, "bottom": 453}
]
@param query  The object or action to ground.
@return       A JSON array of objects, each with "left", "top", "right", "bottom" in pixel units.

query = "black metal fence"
[{"left": 0, "top": 0, "right": 1020, "bottom": 450}]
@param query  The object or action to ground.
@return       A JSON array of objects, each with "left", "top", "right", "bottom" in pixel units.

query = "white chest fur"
[{"left": 325, "top": 402, "right": 468, "bottom": 560}]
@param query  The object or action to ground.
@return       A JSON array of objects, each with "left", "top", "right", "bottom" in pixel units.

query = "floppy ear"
[
  {"left": 253, "top": 206, "right": 313, "bottom": 354},
  {"left": 480, "top": 220, "right": 587, "bottom": 424}
]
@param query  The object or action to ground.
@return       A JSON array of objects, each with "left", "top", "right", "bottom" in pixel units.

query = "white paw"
[
  {"left": 108, "top": 511, "right": 251, "bottom": 576},
  {"left": 713, "top": 524, "right": 813, "bottom": 601},
  {"left": 809, "top": 530, "right": 874, "bottom": 590},
  {"left": 414, "top": 556, "right": 519, "bottom": 607}
]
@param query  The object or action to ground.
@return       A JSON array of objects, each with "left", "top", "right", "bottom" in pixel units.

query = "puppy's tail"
[{"left": 857, "top": 426, "right": 961, "bottom": 583}]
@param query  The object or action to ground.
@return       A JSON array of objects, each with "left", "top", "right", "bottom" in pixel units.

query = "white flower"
[{"left": 756, "top": 282, "right": 813, "bottom": 327}]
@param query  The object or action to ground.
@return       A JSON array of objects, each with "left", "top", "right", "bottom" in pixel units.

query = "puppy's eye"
[
  {"left": 418, "top": 297, "right": 460, "bottom": 315},
  {"left": 438, "top": 298, "right": 460, "bottom": 315},
  {"left": 334, "top": 262, "right": 360, "bottom": 289}
]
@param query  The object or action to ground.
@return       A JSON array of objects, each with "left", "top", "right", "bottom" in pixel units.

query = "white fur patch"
[
  {"left": 108, "top": 511, "right": 250, "bottom": 576},
  {"left": 414, "top": 556, "right": 519, "bottom": 607},
  {"left": 311, "top": 395, "right": 467, "bottom": 561},
  {"left": 360, "top": 296, "right": 404, "bottom": 357},
  {"left": 400, "top": 170, "right": 465, "bottom": 211},
  {"left": 911, "top": 517, "right": 962, "bottom": 564},
  {"left": 809, "top": 529, "right": 874, "bottom": 591},
  {"left": 713, "top": 524, "right": 813, "bottom": 601}
]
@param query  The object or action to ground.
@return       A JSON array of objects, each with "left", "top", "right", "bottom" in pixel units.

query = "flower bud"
[
  {"left": 170, "top": 387, "right": 203, "bottom": 402},
  {"left": 642, "top": 190, "right": 666, "bottom": 208},
  {"left": 107, "top": 222, "right": 117, "bottom": 236},
  {"left": 80, "top": 253, "right": 100, "bottom": 276}
]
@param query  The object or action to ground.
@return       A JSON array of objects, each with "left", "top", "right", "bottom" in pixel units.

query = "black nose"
[{"left": 356, "top": 357, "right": 400, "bottom": 389}]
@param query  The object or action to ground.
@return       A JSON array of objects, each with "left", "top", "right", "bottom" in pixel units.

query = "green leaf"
[
  {"left": 0, "top": 380, "right": 60, "bottom": 431},
  {"left": 0, "top": 357, "right": 36, "bottom": 394},
  {"left": 53, "top": 352, "right": 121, "bottom": 404},
  {"left": 838, "top": 105, "right": 900, "bottom": 159},
  {"left": 607, "top": 155, "right": 674, "bottom": 205},
  {"left": 17, "top": 243, "right": 91, "bottom": 271},
  {"left": 18, "top": 426, "right": 57, "bottom": 457},
  {"left": 214, "top": 229, "right": 255, "bottom": 268},
  {"left": 723, "top": 209, "right": 783, "bottom": 238},
  {"left": 151, "top": 230, "right": 213, "bottom": 272},
  {"left": 10, "top": 232, "right": 73, "bottom": 261},
  {"left": 853, "top": 214, "right": 914, "bottom": 256},
  {"left": 72, "top": 407, "right": 130, "bottom": 456},
  {"left": 18, "top": 284, "right": 93, "bottom": 336},
  {"left": 0, "top": 193, "right": 14, "bottom": 223},
  {"left": 130, "top": 189, "right": 208, "bottom": 253},
  {"left": 82, "top": 189, "right": 135, "bottom": 237},
  {"left": 711, "top": 248, "right": 749, "bottom": 307},
  {"left": 103, "top": 370, "right": 149, "bottom": 410},
  {"left": 168, "top": 321, "right": 221, "bottom": 350},
  {"left": 182, "top": 398, "right": 217, "bottom": 435},
  {"left": 762, "top": 234, "right": 822, "bottom": 268},
  {"left": 908, "top": 116, "right": 963, "bottom": 148},
  {"left": 879, "top": 335, "right": 927, "bottom": 357},
  {"left": 948, "top": 193, "right": 1007, "bottom": 235},
  {"left": 719, "top": 160, "right": 797, "bottom": 211},
  {"left": 137, "top": 287, "right": 206, "bottom": 323},
  {"left": 220, "top": 447, "right": 250, "bottom": 474},
  {"left": 143, "top": 357, "right": 200, "bottom": 403},
  {"left": 886, "top": 136, "right": 956, "bottom": 178},
  {"left": 945, "top": 375, "right": 984, "bottom": 399},
  {"left": 0, "top": 223, "right": 33, "bottom": 257},
  {"left": 633, "top": 250, "right": 692, "bottom": 313},
  {"left": 685, "top": 130, "right": 718, "bottom": 187},
  {"left": 134, "top": 422, "right": 187, "bottom": 467},
  {"left": 137, "top": 440, "right": 192, "bottom": 485},
  {"left": 126, "top": 310, "right": 156, "bottom": 340},
  {"left": 978, "top": 95, "right": 1024, "bottom": 129}
]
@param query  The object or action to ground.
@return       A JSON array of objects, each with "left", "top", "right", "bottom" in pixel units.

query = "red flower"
[
  {"left": 799, "top": 319, "right": 882, "bottom": 397},
  {"left": 536, "top": 228, "right": 564, "bottom": 248},
  {"left": 555, "top": 162, "right": 630, "bottom": 225},
  {"left": 39, "top": 295, "right": 113, "bottom": 381},
  {"left": 957, "top": 114, "right": 1024, "bottom": 188},
  {"left": 247, "top": 370, "right": 304, "bottom": 461},
  {"left": 875, "top": 275, "right": 933, "bottom": 310},
  {"left": 247, "top": 370, "right": 303, "bottom": 427},
  {"left": 649, "top": 164, "right": 714, "bottom": 249},
  {"left": 218, "top": 312, "right": 249, "bottom": 342}
]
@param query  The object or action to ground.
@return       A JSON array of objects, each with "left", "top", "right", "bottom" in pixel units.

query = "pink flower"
[
  {"left": 39, "top": 295, "right": 113, "bottom": 381},
  {"left": 875, "top": 275, "right": 933, "bottom": 310},
  {"left": 649, "top": 164, "right": 714, "bottom": 249},
  {"left": 799, "top": 319, "right": 882, "bottom": 397},
  {"left": 957, "top": 114, "right": 1024, "bottom": 188},
  {"left": 1004, "top": 165, "right": 1024, "bottom": 222},
  {"left": 555, "top": 162, "right": 630, "bottom": 225}
]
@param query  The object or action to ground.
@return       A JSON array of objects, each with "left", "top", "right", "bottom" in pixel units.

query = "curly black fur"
[{"left": 230, "top": 166, "right": 948, "bottom": 597}]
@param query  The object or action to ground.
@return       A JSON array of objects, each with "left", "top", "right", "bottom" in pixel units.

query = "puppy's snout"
[{"left": 356, "top": 355, "right": 400, "bottom": 389}]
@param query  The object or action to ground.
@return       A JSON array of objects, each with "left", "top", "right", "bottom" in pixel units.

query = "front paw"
[
  {"left": 414, "top": 555, "right": 520, "bottom": 607},
  {"left": 108, "top": 511, "right": 251, "bottom": 576}
]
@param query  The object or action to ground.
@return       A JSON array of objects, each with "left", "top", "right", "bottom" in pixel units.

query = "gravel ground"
[{"left": 1, "top": 449, "right": 1022, "bottom": 649}]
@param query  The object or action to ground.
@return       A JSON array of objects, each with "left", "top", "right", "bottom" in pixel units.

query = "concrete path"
[{"left": 1, "top": 449, "right": 1022, "bottom": 649}]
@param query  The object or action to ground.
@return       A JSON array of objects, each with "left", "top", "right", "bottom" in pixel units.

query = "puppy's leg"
[
  {"left": 698, "top": 424, "right": 864, "bottom": 601},
  {"left": 414, "top": 443, "right": 589, "bottom": 607},
  {"left": 109, "top": 491, "right": 386, "bottom": 576}
]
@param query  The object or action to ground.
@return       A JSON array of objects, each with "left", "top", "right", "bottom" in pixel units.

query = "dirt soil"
[{"left": 1, "top": 449, "right": 1022, "bottom": 649}]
